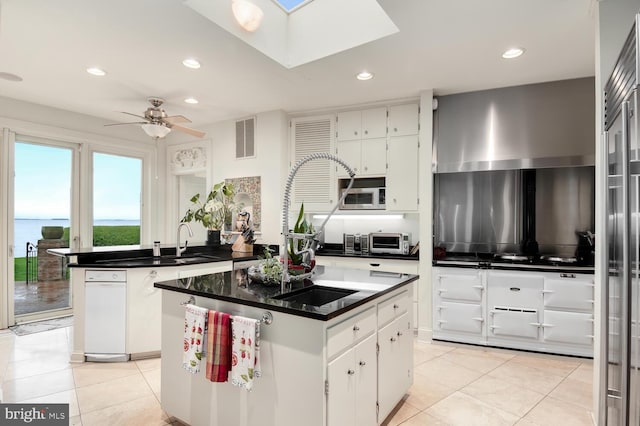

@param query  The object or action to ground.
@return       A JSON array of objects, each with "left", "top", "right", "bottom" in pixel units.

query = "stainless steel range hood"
[{"left": 433, "top": 77, "right": 595, "bottom": 173}]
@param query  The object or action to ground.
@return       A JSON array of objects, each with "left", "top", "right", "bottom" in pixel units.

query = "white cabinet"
[
  {"left": 336, "top": 107, "right": 387, "bottom": 177},
  {"left": 433, "top": 267, "right": 594, "bottom": 357},
  {"left": 337, "top": 138, "right": 387, "bottom": 177},
  {"left": 388, "top": 104, "right": 419, "bottom": 137},
  {"left": 337, "top": 108, "right": 387, "bottom": 141},
  {"left": 386, "top": 135, "right": 419, "bottom": 211},
  {"left": 327, "top": 334, "right": 377, "bottom": 426},
  {"left": 325, "top": 286, "right": 413, "bottom": 426},
  {"left": 433, "top": 267, "right": 485, "bottom": 344},
  {"left": 377, "top": 311, "right": 412, "bottom": 422}
]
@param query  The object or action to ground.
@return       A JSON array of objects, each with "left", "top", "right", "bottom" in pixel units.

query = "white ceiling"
[{"left": 0, "top": 0, "right": 596, "bottom": 131}]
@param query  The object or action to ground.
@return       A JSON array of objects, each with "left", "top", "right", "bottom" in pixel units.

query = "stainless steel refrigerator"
[{"left": 602, "top": 13, "right": 640, "bottom": 425}]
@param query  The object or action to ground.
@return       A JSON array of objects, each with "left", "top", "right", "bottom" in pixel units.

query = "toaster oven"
[{"left": 369, "top": 232, "right": 410, "bottom": 255}]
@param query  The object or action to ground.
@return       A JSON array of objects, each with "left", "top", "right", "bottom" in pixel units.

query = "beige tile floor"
[{"left": 0, "top": 327, "right": 595, "bottom": 426}]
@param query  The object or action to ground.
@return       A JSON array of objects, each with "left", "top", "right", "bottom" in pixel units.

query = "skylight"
[{"left": 273, "top": 0, "right": 311, "bottom": 12}]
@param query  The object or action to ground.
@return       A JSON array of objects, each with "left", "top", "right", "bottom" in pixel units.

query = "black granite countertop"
[
  {"left": 316, "top": 243, "right": 419, "bottom": 261},
  {"left": 52, "top": 244, "right": 277, "bottom": 268},
  {"left": 153, "top": 265, "right": 418, "bottom": 321}
]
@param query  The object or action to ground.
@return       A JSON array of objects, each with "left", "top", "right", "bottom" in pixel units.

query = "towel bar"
[
  {"left": 181, "top": 296, "right": 273, "bottom": 326},
  {"left": 180, "top": 296, "right": 196, "bottom": 306}
]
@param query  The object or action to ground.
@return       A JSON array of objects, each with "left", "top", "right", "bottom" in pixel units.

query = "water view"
[{"left": 14, "top": 218, "right": 140, "bottom": 257}]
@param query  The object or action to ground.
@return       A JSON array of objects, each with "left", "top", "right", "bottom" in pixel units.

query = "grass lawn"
[
  {"left": 14, "top": 257, "right": 26, "bottom": 281},
  {"left": 13, "top": 225, "right": 140, "bottom": 281}
]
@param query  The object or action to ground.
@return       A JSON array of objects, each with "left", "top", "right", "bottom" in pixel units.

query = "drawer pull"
[
  {"left": 347, "top": 369, "right": 355, "bottom": 375},
  {"left": 397, "top": 331, "right": 403, "bottom": 337},
  {"left": 370, "top": 263, "right": 380, "bottom": 267},
  {"left": 359, "top": 361, "right": 366, "bottom": 366},
  {"left": 353, "top": 325, "right": 360, "bottom": 331},
  {"left": 393, "top": 304, "right": 399, "bottom": 309},
  {"left": 390, "top": 337, "right": 396, "bottom": 342},
  {"left": 560, "top": 273, "right": 576, "bottom": 278},
  {"left": 541, "top": 290, "right": 555, "bottom": 294},
  {"left": 510, "top": 287, "right": 521, "bottom": 292}
]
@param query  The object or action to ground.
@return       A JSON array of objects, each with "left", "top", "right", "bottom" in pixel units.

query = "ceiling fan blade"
[
  {"left": 119, "top": 111, "right": 148, "bottom": 120},
  {"left": 170, "top": 123, "right": 206, "bottom": 138},
  {"left": 104, "top": 121, "right": 147, "bottom": 127},
  {"left": 163, "top": 115, "right": 191, "bottom": 124}
]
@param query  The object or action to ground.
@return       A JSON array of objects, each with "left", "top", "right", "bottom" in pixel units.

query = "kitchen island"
[{"left": 154, "top": 265, "right": 418, "bottom": 426}]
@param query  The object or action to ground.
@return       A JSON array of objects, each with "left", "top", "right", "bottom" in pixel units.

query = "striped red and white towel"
[{"left": 205, "top": 310, "right": 232, "bottom": 382}]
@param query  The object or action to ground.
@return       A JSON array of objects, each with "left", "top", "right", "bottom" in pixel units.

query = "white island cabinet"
[{"left": 157, "top": 270, "right": 415, "bottom": 426}]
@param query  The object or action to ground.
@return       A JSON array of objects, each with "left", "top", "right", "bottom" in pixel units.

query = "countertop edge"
[{"left": 154, "top": 275, "right": 418, "bottom": 321}]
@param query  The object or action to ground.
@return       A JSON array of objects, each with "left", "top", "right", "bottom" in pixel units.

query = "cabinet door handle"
[
  {"left": 397, "top": 331, "right": 403, "bottom": 337},
  {"left": 347, "top": 369, "right": 355, "bottom": 375},
  {"left": 359, "top": 361, "right": 366, "bottom": 366},
  {"left": 390, "top": 337, "right": 396, "bottom": 342},
  {"left": 394, "top": 127, "right": 398, "bottom": 132},
  {"left": 370, "top": 263, "right": 380, "bottom": 267},
  {"left": 354, "top": 131, "right": 358, "bottom": 136},
  {"left": 364, "top": 130, "right": 368, "bottom": 135},
  {"left": 393, "top": 304, "right": 399, "bottom": 309},
  {"left": 353, "top": 325, "right": 360, "bottom": 331}
]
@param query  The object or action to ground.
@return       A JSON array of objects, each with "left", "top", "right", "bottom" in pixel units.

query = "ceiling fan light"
[
  {"left": 141, "top": 123, "right": 171, "bottom": 139},
  {"left": 232, "top": 0, "right": 264, "bottom": 32}
]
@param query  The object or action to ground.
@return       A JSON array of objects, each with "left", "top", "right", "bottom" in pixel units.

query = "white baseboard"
[{"left": 417, "top": 327, "right": 432, "bottom": 342}]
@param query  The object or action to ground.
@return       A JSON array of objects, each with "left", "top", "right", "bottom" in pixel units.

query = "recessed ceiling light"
[
  {"left": 184, "top": 97, "right": 199, "bottom": 104},
  {"left": 182, "top": 58, "right": 201, "bottom": 69},
  {"left": 502, "top": 47, "right": 525, "bottom": 59},
  {"left": 86, "top": 67, "right": 106, "bottom": 76},
  {"left": 0, "top": 72, "right": 23, "bottom": 82},
  {"left": 356, "top": 71, "right": 374, "bottom": 81}
]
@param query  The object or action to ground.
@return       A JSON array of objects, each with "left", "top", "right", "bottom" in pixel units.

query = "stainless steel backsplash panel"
[
  {"left": 434, "top": 170, "right": 521, "bottom": 253},
  {"left": 434, "top": 77, "right": 595, "bottom": 173},
  {"left": 536, "top": 166, "right": 595, "bottom": 256},
  {"left": 434, "top": 167, "right": 595, "bottom": 256}
]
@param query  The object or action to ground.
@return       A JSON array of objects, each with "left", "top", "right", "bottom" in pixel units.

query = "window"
[{"left": 92, "top": 152, "right": 142, "bottom": 246}]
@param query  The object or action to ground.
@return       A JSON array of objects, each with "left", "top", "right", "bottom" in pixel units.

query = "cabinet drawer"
[
  {"left": 378, "top": 290, "right": 410, "bottom": 327},
  {"left": 488, "top": 272, "right": 543, "bottom": 308},
  {"left": 436, "top": 301, "right": 483, "bottom": 334},
  {"left": 327, "top": 307, "right": 376, "bottom": 359},
  {"left": 436, "top": 272, "right": 483, "bottom": 302},
  {"left": 489, "top": 308, "right": 539, "bottom": 339},
  {"left": 543, "top": 311, "right": 593, "bottom": 346},
  {"left": 544, "top": 276, "right": 594, "bottom": 311}
]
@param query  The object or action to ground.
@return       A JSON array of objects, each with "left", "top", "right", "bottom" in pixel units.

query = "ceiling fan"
[{"left": 105, "top": 97, "right": 206, "bottom": 139}]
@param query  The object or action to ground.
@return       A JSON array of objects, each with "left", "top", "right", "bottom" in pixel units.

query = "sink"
[
  {"left": 272, "top": 285, "right": 357, "bottom": 306},
  {"left": 313, "top": 279, "right": 387, "bottom": 292},
  {"left": 94, "top": 253, "right": 221, "bottom": 267}
]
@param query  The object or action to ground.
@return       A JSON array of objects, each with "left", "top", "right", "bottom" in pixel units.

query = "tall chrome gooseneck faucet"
[
  {"left": 281, "top": 153, "right": 356, "bottom": 293},
  {"left": 176, "top": 222, "right": 193, "bottom": 257}
]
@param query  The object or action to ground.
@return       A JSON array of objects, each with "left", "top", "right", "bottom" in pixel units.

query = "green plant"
[
  {"left": 181, "top": 181, "right": 239, "bottom": 230},
  {"left": 288, "top": 203, "right": 314, "bottom": 266}
]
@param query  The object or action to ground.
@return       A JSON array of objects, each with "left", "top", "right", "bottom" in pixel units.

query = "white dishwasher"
[{"left": 85, "top": 270, "right": 128, "bottom": 362}]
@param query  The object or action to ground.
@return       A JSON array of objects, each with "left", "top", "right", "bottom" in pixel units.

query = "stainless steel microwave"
[
  {"left": 339, "top": 187, "right": 385, "bottom": 210},
  {"left": 369, "top": 232, "right": 410, "bottom": 255}
]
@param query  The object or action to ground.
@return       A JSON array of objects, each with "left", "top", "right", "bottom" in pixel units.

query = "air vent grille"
[
  {"left": 236, "top": 117, "right": 255, "bottom": 158},
  {"left": 293, "top": 118, "right": 332, "bottom": 203},
  {"left": 604, "top": 19, "right": 638, "bottom": 130}
]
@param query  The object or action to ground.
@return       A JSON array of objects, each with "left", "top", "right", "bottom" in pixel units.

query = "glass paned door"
[
  {"left": 92, "top": 152, "right": 142, "bottom": 246},
  {"left": 13, "top": 141, "right": 75, "bottom": 320}
]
